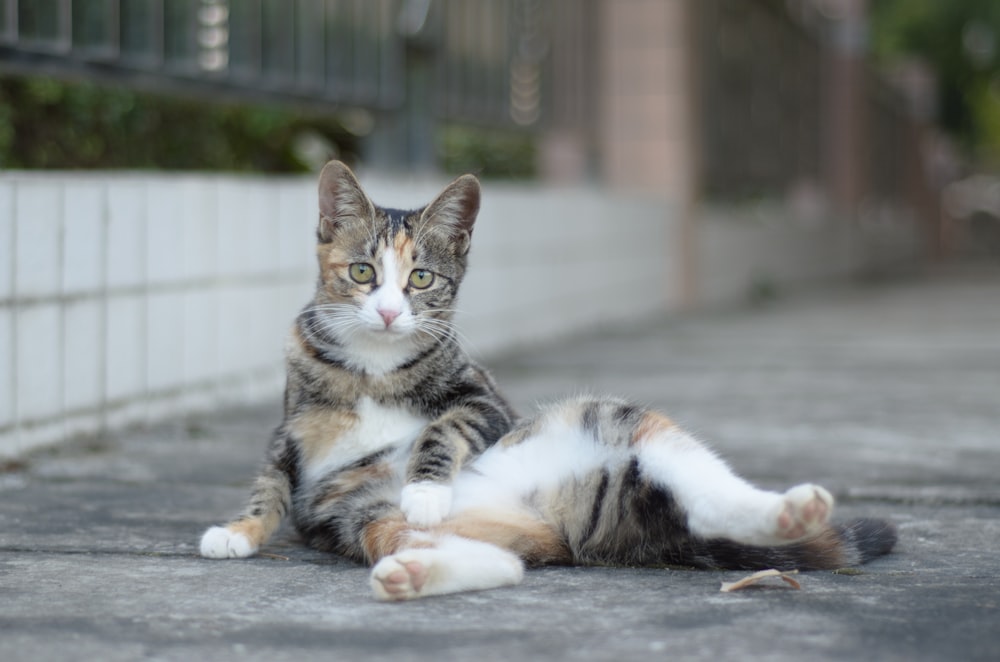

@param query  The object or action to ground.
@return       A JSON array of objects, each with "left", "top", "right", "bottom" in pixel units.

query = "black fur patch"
[
  {"left": 579, "top": 469, "right": 610, "bottom": 547},
  {"left": 383, "top": 207, "right": 415, "bottom": 234},
  {"left": 581, "top": 402, "right": 601, "bottom": 438}
]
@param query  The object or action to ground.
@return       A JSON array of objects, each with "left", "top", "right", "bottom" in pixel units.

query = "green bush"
[
  {"left": 0, "top": 74, "right": 537, "bottom": 177},
  {"left": 438, "top": 124, "right": 536, "bottom": 179},
  {"left": 0, "top": 75, "right": 357, "bottom": 172}
]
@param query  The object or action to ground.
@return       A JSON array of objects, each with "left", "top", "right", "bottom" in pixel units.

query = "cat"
[{"left": 200, "top": 161, "right": 897, "bottom": 601}]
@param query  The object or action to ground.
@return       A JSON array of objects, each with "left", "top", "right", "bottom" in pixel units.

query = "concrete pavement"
[{"left": 1, "top": 265, "right": 998, "bottom": 661}]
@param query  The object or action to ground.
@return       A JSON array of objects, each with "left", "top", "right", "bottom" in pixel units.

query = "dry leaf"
[
  {"left": 720, "top": 569, "right": 801, "bottom": 592},
  {"left": 258, "top": 552, "right": 290, "bottom": 561}
]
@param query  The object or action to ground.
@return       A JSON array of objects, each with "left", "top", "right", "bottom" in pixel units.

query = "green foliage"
[
  {"left": 438, "top": 124, "right": 536, "bottom": 179},
  {"left": 0, "top": 75, "right": 357, "bottom": 171},
  {"left": 870, "top": 0, "right": 1000, "bottom": 160}
]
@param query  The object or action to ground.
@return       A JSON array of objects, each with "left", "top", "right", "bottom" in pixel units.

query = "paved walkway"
[{"left": 2, "top": 265, "right": 998, "bottom": 661}]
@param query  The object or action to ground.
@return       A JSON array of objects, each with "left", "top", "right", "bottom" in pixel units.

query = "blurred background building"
[{"left": 1, "top": 0, "right": 995, "bottom": 456}]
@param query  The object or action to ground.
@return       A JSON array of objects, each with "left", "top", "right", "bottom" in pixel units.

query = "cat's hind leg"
[
  {"left": 371, "top": 535, "right": 524, "bottom": 601},
  {"left": 633, "top": 411, "right": 833, "bottom": 546}
]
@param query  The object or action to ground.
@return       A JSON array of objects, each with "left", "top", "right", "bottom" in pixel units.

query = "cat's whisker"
[
  {"left": 415, "top": 323, "right": 455, "bottom": 345},
  {"left": 298, "top": 321, "right": 337, "bottom": 346},
  {"left": 301, "top": 313, "right": 351, "bottom": 332},
  {"left": 299, "top": 308, "right": 365, "bottom": 345},
  {"left": 304, "top": 315, "right": 357, "bottom": 333},
  {"left": 309, "top": 303, "right": 358, "bottom": 315},
  {"left": 416, "top": 317, "right": 479, "bottom": 354},
  {"left": 303, "top": 312, "right": 351, "bottom": 327},
  {"left": 420, "top": 307, "right": 467, "bottom": 318},
  {"left": 415, "top": 328, "right": 449, "bottom": 345},
  {"left": 319, "top": 317, "right": 364, "bottom": 338}
]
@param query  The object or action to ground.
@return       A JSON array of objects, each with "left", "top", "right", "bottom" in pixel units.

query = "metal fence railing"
[
  {"left": 696, "top": 0, "right": 823, "bottom": 201},
  {"left": 0, "top": 0, "right": 590, "bottom": 130},
  {"left": 694, "top": 0, "right": 938, "bottom": 235},
  {"left": 1, "top": 1, "right": 406, "bottom": 111},
  {"left": 0, "top": 0, "right": 935, "bottom": 221}
]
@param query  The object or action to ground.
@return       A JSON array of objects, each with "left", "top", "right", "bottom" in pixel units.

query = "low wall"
[
  {"left": 0, "top": 171, "right": 676, "bottom": 457},
  {"left": 694, "top": 202, "right": 925, "bottom": 306},
  {"left": 0, "top": 171, "right": 927, "bottom": 458}
]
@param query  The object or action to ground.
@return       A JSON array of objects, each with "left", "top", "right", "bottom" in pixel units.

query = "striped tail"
[{"left": 694, "top": 518, "right": 897, "bottom": 571}]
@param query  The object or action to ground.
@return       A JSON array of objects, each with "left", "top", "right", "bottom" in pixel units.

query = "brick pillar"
[
  {"left": 824, "top": 0, "right": 868, "bottom": 217},
  {"left": 596, "top": 0, "right": 699, "bottom": 306}
]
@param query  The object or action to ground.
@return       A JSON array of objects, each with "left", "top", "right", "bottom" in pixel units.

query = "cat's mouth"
[{"left": 364, "top": 320, "right": 415, "bottom": 341}]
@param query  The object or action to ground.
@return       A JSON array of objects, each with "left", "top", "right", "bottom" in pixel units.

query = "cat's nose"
[{"left": 378, "top": 308, "right": 401, "bottom": 327}]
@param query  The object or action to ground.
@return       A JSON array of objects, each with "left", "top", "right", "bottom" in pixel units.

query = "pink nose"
[{"left": 378, "top": 308, "right": 400, "bottom": 327}]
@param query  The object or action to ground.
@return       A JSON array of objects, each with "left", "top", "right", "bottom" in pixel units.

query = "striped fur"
[
  {"left": 201, "top": 161, "right": 515, "bottom": 563},
  {"left": 451, "top": 397, "right": 896, "bottom": 571},
  {"left": 370, "top": 396, "right": 896, "bottom": 600},
  {"left": 201, "top": 162, "right": 896, "bottom": 601}
]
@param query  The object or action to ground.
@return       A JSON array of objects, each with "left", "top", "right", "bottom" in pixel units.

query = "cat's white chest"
[
  {"left": 304, "top": 397, "right": 429, "bottom": 485},
  {"left": 338, "top": 335, "right": 420, "bottom": 377}
]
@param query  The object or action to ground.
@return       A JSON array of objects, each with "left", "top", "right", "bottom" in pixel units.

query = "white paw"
[
  {"left": 400, "top": 482, "right": 452, "bottom": 527},
  {"left": 370, "top": 537, "right": 525, "bottom": 601},
  {"left": 776, "top": 484, "right": 834, "bottom": 540},
  {"left": 370, "top": 550, "right": 433, "bottom": 601},
  {"left": 199, "top": 526, "right": 257, "bottom": 559}
]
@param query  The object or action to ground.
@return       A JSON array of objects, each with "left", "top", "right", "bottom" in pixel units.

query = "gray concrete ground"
[{"left": 2, "top": 265, "right": 999, "bottom": 661}]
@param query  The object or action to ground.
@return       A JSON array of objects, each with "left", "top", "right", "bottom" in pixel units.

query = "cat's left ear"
[{"left": 419, "top": 174, "right": 480, "bottom": 255}]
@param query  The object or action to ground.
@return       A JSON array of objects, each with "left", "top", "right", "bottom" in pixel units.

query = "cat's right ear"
[{"left": 317, "top": 160, "right": 375, "bottom": 243}]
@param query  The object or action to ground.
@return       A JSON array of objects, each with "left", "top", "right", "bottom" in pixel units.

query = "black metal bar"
[{"left": 0, "top": 0, "right": 562, "bottom": 168}]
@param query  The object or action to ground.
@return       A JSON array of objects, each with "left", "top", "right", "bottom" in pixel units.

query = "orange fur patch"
[
  {"left": 228, "top": 518, "right": 268, "bottom": 548},
  {"left": 800, "top": 527, "right": 848, "bottom": 569},
  {"left": 499, "top": 424, "right": 537, "bottom": 448},
  {"left": 443, "top": 508, "right": 571, "bottom": 566},
  {"left": 313, "top": 462, "right": 394, "bottom": 508},
  {"left": 393, "top": 232, "right": 415, "bottom": 268},
  {"left": 318, "top": 244, "right": 351, "bottom": 283},
  {"left": 291, "top": 323, "right": 323, "bottom": 364},
  {"left": 631, "top": 410, "right": 679, "bottom": 446},
  {"left": 290, "top": 407, "right": 359, "bottom": 464},
  {"left": 361, "top": 514, "right": 429, "bottom": 563}
]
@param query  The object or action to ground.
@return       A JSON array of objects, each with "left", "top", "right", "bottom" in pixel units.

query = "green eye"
[
  {"left": 408, "top": 269, "right": 435, "bottom": 289},
  {"left": 349, "top": 263, "right": 375, "bottom": 284}
]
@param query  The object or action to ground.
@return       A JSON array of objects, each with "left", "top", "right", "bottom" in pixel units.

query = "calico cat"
[{"left": 200, "top": 161, "right": 896, "bottom": 601}]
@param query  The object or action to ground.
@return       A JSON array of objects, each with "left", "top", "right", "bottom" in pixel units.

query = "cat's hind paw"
[
  {"left": 400, "top": 482, "right": 452, "bottom": 527},
  {"left": 370, "top": 537, "right": 525, "bottom": 601},
  {"left": 776, "top": 484, "right": 833, "bottom": 540},
  {"left": 200, "top": 525, "right": 257, "bottom": 559},
  {"left": 371, "top": 552, "right": 432, "bottom": 601}
]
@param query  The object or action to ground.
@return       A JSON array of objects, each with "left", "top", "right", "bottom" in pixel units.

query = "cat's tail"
[{"left": 694, "top": 518, "right": 897, "bottom": 571}]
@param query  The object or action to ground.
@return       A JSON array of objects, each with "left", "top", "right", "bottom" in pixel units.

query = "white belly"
[{"left": 452, "top": 417, "right": 623, "bottom": 512}]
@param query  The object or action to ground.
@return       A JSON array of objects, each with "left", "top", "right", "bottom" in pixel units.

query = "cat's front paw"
[
  {"left": 400, "top": 482, "right": 452, "bottom": 527},
  {"left": 776, "top": 484, "right": 834, "bottom": 540},
  {"left": 200, "top": 525, "right": 257, "bottom": 559}
]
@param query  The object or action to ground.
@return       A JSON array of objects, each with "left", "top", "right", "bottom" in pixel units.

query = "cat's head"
[{"left": 309, "top": 160, "right": 480, "bottom": 346}]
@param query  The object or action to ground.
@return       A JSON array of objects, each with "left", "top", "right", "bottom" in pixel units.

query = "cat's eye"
[
  {"left": 409, "top": 269, "right": 435, "bottom": 289},
  {"left": 349, "top": 263, "right": 375, "bottom": 284}
]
